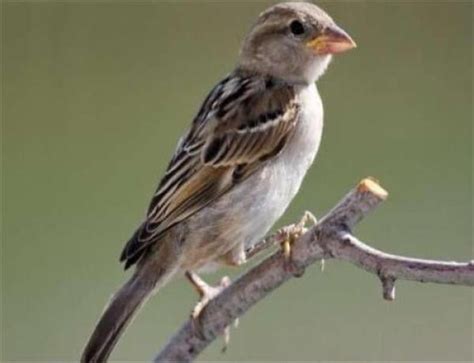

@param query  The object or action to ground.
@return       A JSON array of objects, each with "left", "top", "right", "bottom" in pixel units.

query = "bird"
[{"left": 81, "top": 2, "right": 356, "bottom": 362}]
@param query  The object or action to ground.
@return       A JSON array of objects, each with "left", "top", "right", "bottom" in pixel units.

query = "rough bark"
[{"left": 154, "top": 178, "right": 474, "bottom": 362}]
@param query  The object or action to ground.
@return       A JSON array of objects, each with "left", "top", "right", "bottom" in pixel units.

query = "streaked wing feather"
[{"left": 121, "top": 72, "right": 300, "bottom": 267}]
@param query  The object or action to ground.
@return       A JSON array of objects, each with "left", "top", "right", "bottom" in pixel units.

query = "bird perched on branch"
[{"left": 81, "top": 2, "right": 356, "bottom": 361}]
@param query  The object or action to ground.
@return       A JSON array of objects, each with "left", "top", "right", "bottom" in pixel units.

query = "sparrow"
[{"left": 81, "top": 2, "right": 356, "bottom": 362}]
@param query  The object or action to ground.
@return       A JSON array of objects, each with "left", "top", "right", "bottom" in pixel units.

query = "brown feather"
[{"left": 121, "top": 72, "right": 300, "bottom": 267}]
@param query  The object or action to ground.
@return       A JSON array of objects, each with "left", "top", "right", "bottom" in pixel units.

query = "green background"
[{"left": 2, "top": 1, "right": 472, "bottom": 361}]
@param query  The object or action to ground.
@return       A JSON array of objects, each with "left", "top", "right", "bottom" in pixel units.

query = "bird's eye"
[{"left": 289, "top": 20, "right": 305, "bottom": 36}]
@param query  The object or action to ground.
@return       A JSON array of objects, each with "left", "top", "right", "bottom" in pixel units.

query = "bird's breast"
[
  {"left": 280, "top": 83, "right": 324, "bottom": 176},
  {"left": 225, "top": 83, "right": 324, "bottom": 249}
]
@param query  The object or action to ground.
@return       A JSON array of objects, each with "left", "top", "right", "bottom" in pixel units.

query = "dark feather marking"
[
  {"left": 212, "top": 138, "right": 232, "bottom": 165},
  {"left": 259, "top": 135, "right": 288, "bottom": 162},
  {"left": 241, "top": 133, "right": 261, "bottom": 159},
  {"left": 203, "top": 137, "right": 223, "bottom": 164},
  {"left": 156, "top": 154, "right": 188, "bottom": 193},
  {"left": 222, "top": 138, "right": 245, "bottom": 164},
  {"left": 195, "top": 76, "right": 229, "bottom": 122},
  {"left": 149, "top": 158, "right": 197, "bottom": 212},
  {"left": 224, "top": 136, "right": 245, "bottom": 162},
  {"left": 216, "top": 80, "right": 251, "bottom": 118},
  {"left": 265, "top": 78, "right": 275, "bottom": 89},
  {"left": 237, "top": 108, "right": 284, "bottom": 131},
  {"left": 232, "top": 164, "right": 247, "bottom": 182}
]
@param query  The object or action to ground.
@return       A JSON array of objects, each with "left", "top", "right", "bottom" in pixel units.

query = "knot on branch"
[{"left": 379, "top": 274, "right": 397, "bottom": 301}]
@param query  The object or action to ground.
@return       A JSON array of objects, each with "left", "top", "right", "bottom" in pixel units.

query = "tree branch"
[{"left": 154, "top": 178, "right": 474, "bottom": 362}]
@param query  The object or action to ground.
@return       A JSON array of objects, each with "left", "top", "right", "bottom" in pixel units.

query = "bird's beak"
[{"left": 306, "top": 24, "right": 356, "bottom": 55}]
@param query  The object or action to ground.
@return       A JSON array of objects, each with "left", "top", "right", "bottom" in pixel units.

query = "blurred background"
[{"left": 2, "top": 1, "right": 472, "bottom": 361}]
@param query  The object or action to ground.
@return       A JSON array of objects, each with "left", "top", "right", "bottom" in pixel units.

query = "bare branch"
[
  {"left": 154, "top": 178, "right": 473, "bottom": 362},
  {"left": 332, "top": 233, "right": 474, "bottom": 291}
]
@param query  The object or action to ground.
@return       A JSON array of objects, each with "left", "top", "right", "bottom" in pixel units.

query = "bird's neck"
[
  {"left": 236, "top": 55, "right": 332, "bottom": 87},
  {"left": 235, "top": 64, "right": 312, "bottom": 87}
]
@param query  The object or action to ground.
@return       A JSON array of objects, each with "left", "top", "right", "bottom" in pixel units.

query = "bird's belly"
[
  {"left": 180, "top": 166, "right": 301, "bottom": 272},
  {"left": 181, "top": 85, "right": 323, "bottom": 271}
]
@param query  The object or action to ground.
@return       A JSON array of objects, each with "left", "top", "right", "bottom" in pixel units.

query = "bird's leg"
[
  {"left": 278, "top": 211, "right": 318, "bottom": 276},
  {"left": 185, "top": 271, "right": 233, "bottom": 351},
  {"left": 186, "top": 271, "right": 230, "bottom": 319}
]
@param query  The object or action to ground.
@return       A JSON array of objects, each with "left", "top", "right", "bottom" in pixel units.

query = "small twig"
[
  {"left": 333, "top": 232, "right": 474, "bottom": 288},
  {"left": 154, "top": 178, "right": 473, "bottom": 362}
]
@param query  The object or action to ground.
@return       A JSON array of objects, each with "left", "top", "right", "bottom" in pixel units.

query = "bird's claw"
[
  {"left": 185, "top": 271, "right": 236, "bottom": 351},
  {"left": 186, "top": 271, "right": 230, "bottom": 320},
  {"left": 278, "top": 211, "right": 318, "bottom": 277},
  {"left": 297, "top": 211, "right": 318, "bottom": 230}
]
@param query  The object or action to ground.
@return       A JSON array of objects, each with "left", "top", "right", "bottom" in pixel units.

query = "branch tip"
[{"left": 357, "top": 177, "right": 388, "bottom": 200}]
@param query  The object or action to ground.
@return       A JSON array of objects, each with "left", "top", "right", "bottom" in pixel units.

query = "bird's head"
[{"left": 238, "top": 2, "right": 356, "bottom": 85}]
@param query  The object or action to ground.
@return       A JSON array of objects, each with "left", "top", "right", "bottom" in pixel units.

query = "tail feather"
[{"left": 81, "top": 266, "right": 169, "bottom": 362}]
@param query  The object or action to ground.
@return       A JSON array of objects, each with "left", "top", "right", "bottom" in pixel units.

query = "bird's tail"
[{"left": 81, "top": 263, "right": 173, "bottom": 363}]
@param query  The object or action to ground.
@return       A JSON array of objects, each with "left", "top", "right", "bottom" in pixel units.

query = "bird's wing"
[{"left": 120, "top": 73, "right": 300, "bottom": 268}]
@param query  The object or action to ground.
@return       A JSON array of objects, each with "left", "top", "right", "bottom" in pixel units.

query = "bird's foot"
[
  {"left": 278, "top": 211, "right": 318, "bottom": 277},
  {"left": 186, "top": 271, "right": 230, "bottom": 320},
  {"left": 185, "top": 271, "right": 236, "bottom": 351}
]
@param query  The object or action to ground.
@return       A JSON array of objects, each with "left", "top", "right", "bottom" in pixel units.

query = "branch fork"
[{"left": 154, "top": 178, "right": 473, "bottom": 362}]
